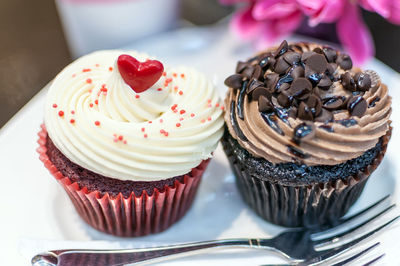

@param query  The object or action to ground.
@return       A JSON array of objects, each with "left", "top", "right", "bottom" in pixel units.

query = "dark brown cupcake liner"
[
  {"left": 223, "top": 127, "right": 391, "bottom": 228},
  {"left": 37, "top": 124, "right": 209, "bottom": 237}
]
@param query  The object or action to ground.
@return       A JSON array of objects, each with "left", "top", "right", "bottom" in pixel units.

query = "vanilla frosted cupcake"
[
  {"left": 38, "top": 50, "right": 224, "bottom": 236},
  {"left": 222, "top": 41, "right": 392, "bottom": 227}
]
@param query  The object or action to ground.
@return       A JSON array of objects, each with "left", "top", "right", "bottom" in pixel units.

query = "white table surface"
[{"left": 1, "top": 25, "right": 400, "bottom": 265}]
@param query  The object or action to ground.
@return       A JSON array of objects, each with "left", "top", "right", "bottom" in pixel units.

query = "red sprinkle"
[
  {"left": 109, "top": 67, "right": 113, "bottom": 71},
  {"left": 215, "top": 103, "right": 220, "bottom": 107},
  {"left": 201, "top": 119, "right": 206, "bottom": 123},
  {"left": 157, "top": 88, "right": 162, "bottom": 91},
  {"left": 176, "top": 123, "right": 181, "bottom": 127},
  {"left": 135, "top": 95, "right": 140, "bottom": 99},
  {"left": 159, "top": 119, "right": 164, "bottom": 123},
  {"left": 172, "top": 73, "right": 177, "bottom": 77},
  {"left": 95, "top": 121, "right": 100, "bottom": 126},
  {"left": 123, "top": 140, "right": 127, "bottom": 144},
  {"left": 190, "top": 113, "right": 195, "bottom": 117},
  {"left": 160, "top": 129, "right": 165, "bottom": 134},
  {"left": 58, "top": 111, "right": 64, "bottom": 117},
  {"left": 95, "top": 99, "right": 99, "bottom": 105},
  {"left": 70, "top": 119, "right": 75, "bottom": 124},
  {"left": 179, "top": 117, "right": 184, "bottom": 121},
  {"left": 162, "top": 72, "right": 167, "bottom": 76},
  {"left": 52, "top": 104, "right": 57, "bottom": 108},
  {"left": 148, "top": 121, "right": 152, "bottom": 124},
  {"left": 89, "top": 103, "right": 94, "bottom": 108},
  {"left": 72, "top": 74, "right": 76, "bottom": 78},
  {"left": 165, "top": 78, "right": 173, "bottom": 83},
  {"left": 82, "top": 68, "right": 91, "bottom": 72},
  {"left": 207, "top": 99, "right": 212, "bottom": 104},
  {"left": 174, "top": 86, "right": 178, "bottom": 92},
  {"left": 180, "top": 109, "right": 186, "bottom": 114},
  {"left": 220, "top": 106, "right": 225, "bottom": 110},
  {"left": 208, "top": 117, "right": 212, "bottom": 121},
  {"left": 141, "top": 127, "right": 145, "bottom": 132},
  {"left": 164, "top": 132, "right": 169, "bottom": 137},
  {"left": 71, "top": 110, "right": 75, "bottom": 114},
  {"left": 179, "top": 90, "right": 183, "bottom": 95},
  {"left": 180, "top": 73, "right": 185, "bottom": 78},
  {"left": 144, "top": 134, "right": 148, "bottom": 138},
  {"left": 95, "top": 64, "right": 99, "bottom": 67},
  {"left": 171, "top": 104, "right": 178, "bottom": 111},
  {"left": 86, "top": 78, "right": 92, "bottom": 84},
  {"left": 118, "top": 135, "right": 123, "bottom": 141}
]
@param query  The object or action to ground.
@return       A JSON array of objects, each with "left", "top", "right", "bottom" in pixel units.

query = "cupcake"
[
  {"left": 222, "top": 40, "right": 392, "bottom": 227},
  {"left": 38, "top": 51, "right": 224, "bottom": 236}
]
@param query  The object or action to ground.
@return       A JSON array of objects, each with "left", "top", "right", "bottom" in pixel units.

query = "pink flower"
[
  {"left": 221, "top": 0, "right": 399, "bottom": 65},
  {"left": 296, "top": 0, "right": 345, "bottom": 26},
  {"left": 230, "top": 0, "right": 303, "bottom": 48}
]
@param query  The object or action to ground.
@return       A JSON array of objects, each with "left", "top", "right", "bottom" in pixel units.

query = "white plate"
[{"left": 1, "top": 25, "right": 400, "bottom": 265}]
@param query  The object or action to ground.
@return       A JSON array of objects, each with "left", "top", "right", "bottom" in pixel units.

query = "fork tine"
[
  {"left": 314, "top": 204, "right": 396, "bottom": 245},
  {"left": 330, "top": 242, "right": 380, "bottom": 266},
  {"left": 362, "top": 253, "right": 385, "bottom": 266},
  {"left": 306, "top": 216, "right": 399, "bottom": 264},
  {"left": 313, "top": 195, "right": 390, "bottom": 234}
]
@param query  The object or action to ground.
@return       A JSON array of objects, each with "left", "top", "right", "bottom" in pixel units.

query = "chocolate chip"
[
  {"left": 259, "top": 55, "right": 275, "bottom": 69},
  {"left": 313, "top": 47, "right": 324, "bottom": 54},
  {"left": 277, "top": 91, "right": 293, "bottom": 108},
  {"left": 247, "top": 78, "right": 264, "bottom": 94},
  {"left": 291, "top": 66, "right": 305, "bottom": 79},
  {"left": 306, "top": 94, "right": 322, "bottom": 117},
  {"left": 364, "top": 70, "right": 381, "bottom": 90},
  {"left": 236, "top": 61, "right": 248, "bottom": 73},
  {"left": 258, "top": 95, "right": 274, "bottom": 112},
  {"left": 252, "top": 87, "right": 270, "bottom": 101},
  {"left": 314, "top": 108, "right": 333, "bottom": 123},
  {"left": 347, "top": 96, "right": 367, "bottom": 117},
  {"left": 306, "top": 53, "right": 328, "bottom": 73},
  {"left": 326, "top": 63, "right": 337, "bottom": 76},
  {"left": 305, "top": 65, "right": 323, "bottom": 86},
  {"left": 278, "top": 82, "right": 290, "bottom": 92},
  {"left": 337, "top": 54, "right": 353, "bottom": 70},
  {"left": 301, "top": 51, "right": 314, "bottom": 62},
  {"left": 293, "top": 122, "right": 315, "bottom": 144},
  {"left": 264, "top": 73, "right": 279, "bottom": 90},
  {"left": 323, "top": 47, "right": 337, "bottom": 63},
  {"left": 283, "top": 52, "right": 301, "bottom": 65},
  {"left": 341, "top": 72, "right": 356, "bottom": 91},
  {"left": 354, "top": 72, "right": 371, "bottom": 91},
  {"left": 289, "top": 107, "right": 298, "bottom": 118},
  {"left": 298, "top": 102, "right": 314, "bottom": 121},
  {"left": 273, "top": 40, "right": 288, "bottom": 57},
  {"left": 274, "top": 57, "right": 291, "bottom": 74},
  {"left": 289, "top": 78, "right": 312, "bottom": 100},
  {"left": 323, "top": 97, "right": 343, "bottom": 111},
  {"left": 317, "top": 75, "right": 333, "bottom": 90},
  {"left": 224, "top": 74, "right": 243, "bottom": 90},
  {"left": 242, "top": 66, "right": 255, "bottom": 79},
  {"left": 369, "top": 96, "right": 380, "bottom": 108}
]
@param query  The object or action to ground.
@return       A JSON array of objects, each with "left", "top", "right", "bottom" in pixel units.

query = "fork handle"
[{"left": 32, "top": 239, "right": 274, "bottom": 266}]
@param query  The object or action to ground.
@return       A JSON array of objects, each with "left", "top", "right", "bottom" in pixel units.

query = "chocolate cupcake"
[
  {"left": 222, "top": 41, "right": 392, "bottom": 227},
  {"left": 38, "top": 50, "right": 224, "bottom": 236}
]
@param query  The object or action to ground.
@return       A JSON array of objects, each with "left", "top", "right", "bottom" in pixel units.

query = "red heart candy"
[{"left": 117, "top": 54, "right": 164, "bottom": 93}]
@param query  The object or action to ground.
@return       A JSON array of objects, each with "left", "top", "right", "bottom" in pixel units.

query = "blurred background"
[{"left": 1, "top": 0, "right": 399, "bottom": 128}]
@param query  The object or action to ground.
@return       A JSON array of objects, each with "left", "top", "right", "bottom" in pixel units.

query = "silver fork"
[{"left": 32, "top": 195, "right": 399, "bottom": 266}]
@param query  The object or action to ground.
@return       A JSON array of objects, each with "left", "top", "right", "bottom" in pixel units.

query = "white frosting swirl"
[{"left": 44, "top": 50, "right": 224, "bottom": 181}]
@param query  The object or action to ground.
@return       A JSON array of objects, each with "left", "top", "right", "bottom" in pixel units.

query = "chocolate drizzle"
[
  {"left": 230, "top": 101, "right": 247, "bottom": 141},
  {"left": 261, "top": 112, "right": 284, "bottom": 136},
  {"left": 237, "top": 80, "right": 248, "bottom": 120}
]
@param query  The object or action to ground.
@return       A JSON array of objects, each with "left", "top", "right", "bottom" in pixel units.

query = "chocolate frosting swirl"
[{"left": 224, "top": 41, "right": 392, "bottom": 166}]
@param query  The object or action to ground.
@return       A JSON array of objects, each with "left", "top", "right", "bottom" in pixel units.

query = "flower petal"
[
  {"left": 253, "top": 0, "right": 299, "bottom": 20},
  {"left": 337, "top": 3, "right": 374, "bottom": 65},
  {"left": 231, "top": 5, "right": 263, "bottom": 39},
  {"left": 296, "top": 0, "right": 325, "bottom": 16},
  {"left": 308, "top": 0, "right": 345, "bottom": 26},
  {"left": 388, "top": 0, "right": 400, "bottom": 24},
  {"left": 359, "top": 0, "right": 391, "bottom": 18}
]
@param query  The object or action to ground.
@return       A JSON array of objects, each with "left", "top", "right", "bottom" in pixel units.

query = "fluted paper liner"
[
  {"left": 37, "top": 124, "right": 208, "bottom": 237},
  {"left": 222, "top": 127, "right": 391, "bottom": 228}
]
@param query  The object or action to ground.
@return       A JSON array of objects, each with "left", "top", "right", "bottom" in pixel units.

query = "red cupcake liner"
[{"left": 37, "top": 124, "right": 209, "bottom": 237}]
